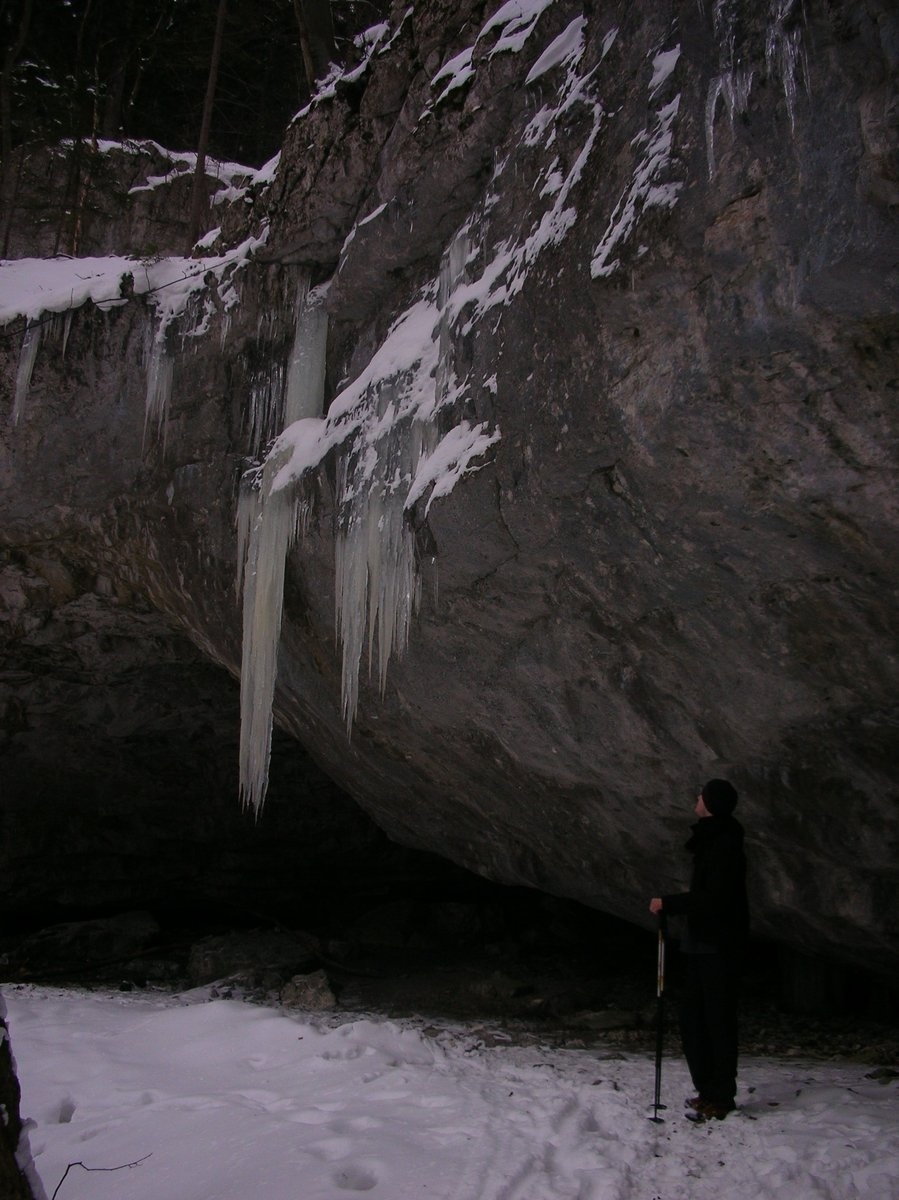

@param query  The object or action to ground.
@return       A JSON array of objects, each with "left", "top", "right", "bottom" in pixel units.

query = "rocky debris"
[
  {"left": 281, "top": 969, "right": 337, "bottom": 1011},
  {"left": 12, "top": 911, "right": 160, "bottom": 975},
  {"left": 567, "top": 1008, "right": 643, "bottom": 1033},
  {"left": 865, "top": 1066, "right": 899, "bottom": 1083},
  {"left": 2, "top": 902, "right": 896, "bottom": 1064},
  {"left": 186, "top": 929, "right": 321, "bottom": 987},
  {"left": 346, "top": 899, "right": 504, "bottom": 952}
]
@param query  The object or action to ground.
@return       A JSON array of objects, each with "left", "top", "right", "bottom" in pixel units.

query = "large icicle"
[
  {"left": 237, "top": 453, "right": 302, "bottom": 813},
  {"left": 237, "top": 284, "right": 330, "bottom": 814},
  {"left": 285, "top": 278, "right": 329, "bottom": 424},
  {"left": 12, "top": 321, "right": 42, "bottom": 425}
]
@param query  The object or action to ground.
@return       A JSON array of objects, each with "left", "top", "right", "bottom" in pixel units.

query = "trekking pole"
[{"left": 649, "top": 911, "right": 667, "bottom": 1123}]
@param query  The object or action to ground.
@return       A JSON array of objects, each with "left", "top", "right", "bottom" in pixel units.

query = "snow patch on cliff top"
[{"left": 0, "top": 232, "right": 268, "bottom": 329}]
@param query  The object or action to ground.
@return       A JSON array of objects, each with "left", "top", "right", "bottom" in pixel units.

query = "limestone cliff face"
[{"left": 1, "top": 1, "right": 897, "bottom": 973}]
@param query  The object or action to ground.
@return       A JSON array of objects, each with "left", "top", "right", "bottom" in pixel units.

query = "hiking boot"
[
  {"left": 684, "top": 1096, "right": 704, "bottom": 1111},
  {"left": 690, "top": 1100, "right": 735, "bottom": 1121}
]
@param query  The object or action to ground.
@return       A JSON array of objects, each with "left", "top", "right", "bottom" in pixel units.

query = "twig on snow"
[{"left": 51, "top": 1153, "right": 151, "bottom": 1199}]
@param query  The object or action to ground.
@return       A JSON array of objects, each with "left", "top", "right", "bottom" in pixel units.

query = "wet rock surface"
[{"left": 1, "top": 0, "right": 898, "bottom": 982}]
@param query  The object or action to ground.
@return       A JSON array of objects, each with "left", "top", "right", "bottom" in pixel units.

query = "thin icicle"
[
  {"left": 42, "top": 310, "right": 73, "bottom": 357},
  {"left": 60, "top": 310, "right": 73, "bottom": 358},
  {"left": 246, "top": 362, "right": 286, "bottom": 458},
  {"left": 144, "top": 325, "right": 174, "bottom": 448},
  {"left": 705, "top": 69, "right": 753, "bottom": 178},
  {"left": 12, "top": 320, "right": 42, "bottom": 425},
  {"left": 766, "top": 0, "right": 806, "bottom": 130}
]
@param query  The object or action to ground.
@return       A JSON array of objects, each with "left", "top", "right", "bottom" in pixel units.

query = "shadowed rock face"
[
  {"left": 0, "top": 558, "right": 413, "bottom": 925},
  {"left": 1, "top": 1, "right": 897, "bottom": 974}
]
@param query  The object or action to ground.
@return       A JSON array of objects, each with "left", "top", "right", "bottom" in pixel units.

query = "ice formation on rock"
[
  {"left": 243, "top": 277, "right": 328, "bottom": 458},
  {"left": 705, "top": 0, "right": 807, "bottom": 177},
  {"left": 237, "top": 458, "right": 305, "bottom": 814},
  {"left": 12, "top": 321, "right": 42, "bottom": 425},
  {"left": 144, "top": 326, "right": 174, "bottom": 448},
  {"left": 765, "top": 0, "right": 807, "bottom": 130},
  {"left": 285, "top": 278, "right": 329, "bottom": 425},
  {"left": 237, "top": 275, "right": 331, "bottom": 810},
  {"left": 237, "top": 231, "right": 500, "bottom": 812},
  {"left": 705, "top": 69, "right": 754, "bottom": 179},
  {"left": 10, "top": 312, "right": 76, "bottom": 425}
]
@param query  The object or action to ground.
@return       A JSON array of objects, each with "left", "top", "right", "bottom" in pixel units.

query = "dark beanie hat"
[{"left": 702, "top": 778, "right": 738, "bottom": 816}]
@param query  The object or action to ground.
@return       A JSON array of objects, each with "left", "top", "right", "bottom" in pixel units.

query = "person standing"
[{"left": 649, "top": 779, "right": 749, "bottom": 1121}]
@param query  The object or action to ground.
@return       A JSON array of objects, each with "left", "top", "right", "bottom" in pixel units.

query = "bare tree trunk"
[
  {"left": 0, "top": 0, "right": 34, "bottom": 167},
  {"left": 291, "top": 0, "right": 336, "bottom": 89},
  {"left": 291, "top": 0, "right": 317, "bottom": 90},
  {"left": 0, "top": 1000, "right": 43, "bottom": 1200},
  {"left": 187, "top": 0, "right": 228, "bottom": 253},
  {"left": 1, "top": 143, "right": 26, "bottom": 257},
  {"left": 54, "top": 137, "right": 83, "bottom": 256}
]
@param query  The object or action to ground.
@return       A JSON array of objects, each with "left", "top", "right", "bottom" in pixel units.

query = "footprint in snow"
[
  {"left": 330, "top": 1116, "right": 382, "bottom": 1132},
  {"left": 333, "top": 1164, "right": 378, "bottom": 1191},
  {"left": 288, "top": 1107, "right": 341, "bottom": 1125},
  {"left": 307, "top": 1135, "right": 356, "bottom": 1162}
]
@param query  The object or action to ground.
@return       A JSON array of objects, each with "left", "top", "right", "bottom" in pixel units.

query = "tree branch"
[{"left": 51, "top": 1154, "right": 152, "bottom": 1200}]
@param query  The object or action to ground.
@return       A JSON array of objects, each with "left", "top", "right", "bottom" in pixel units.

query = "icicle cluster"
[
  {"left": 10, "top": 312, "right": 74, "bottom": 425},
  {"left": 765, "top": 0, "right": 807, "bottom": 131},
  {"left": 705, "top": 0, "right": 808, "bottom": 178},
  {"left": 242, "top": 278, "right": 330, "bottom": 458},
  {"left": 237, "top": 232, "right": 500, "bottom": 813},
  {"left": 333, "top": 235, "right": 470, "bottom": 729}
]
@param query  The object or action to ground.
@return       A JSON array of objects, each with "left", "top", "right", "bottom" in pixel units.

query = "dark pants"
[{"left": 679, "top": 952, "right": 740, "bottom": 1107}]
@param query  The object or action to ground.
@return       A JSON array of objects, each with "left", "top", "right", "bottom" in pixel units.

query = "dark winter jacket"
[{"left": 663, "top": 813, "right": 749, "bottom": 954}]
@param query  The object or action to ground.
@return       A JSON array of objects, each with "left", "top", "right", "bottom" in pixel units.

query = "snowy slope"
[{"left": 5, "top": 986, "right": 898, "bottom": 1200}]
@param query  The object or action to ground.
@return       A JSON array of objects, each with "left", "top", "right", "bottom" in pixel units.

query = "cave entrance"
[{"left": 1, "top": 616, "right": 895, "bottom": 1041}]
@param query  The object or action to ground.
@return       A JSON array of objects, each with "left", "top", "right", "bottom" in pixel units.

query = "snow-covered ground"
[{"left": 5, "top": 986, "right": 897, "bottom": 1200}]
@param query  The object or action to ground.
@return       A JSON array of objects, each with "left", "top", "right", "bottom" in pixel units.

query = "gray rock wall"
[{"left": 1, "top": 0, "right": 897, "bottom": 974}]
